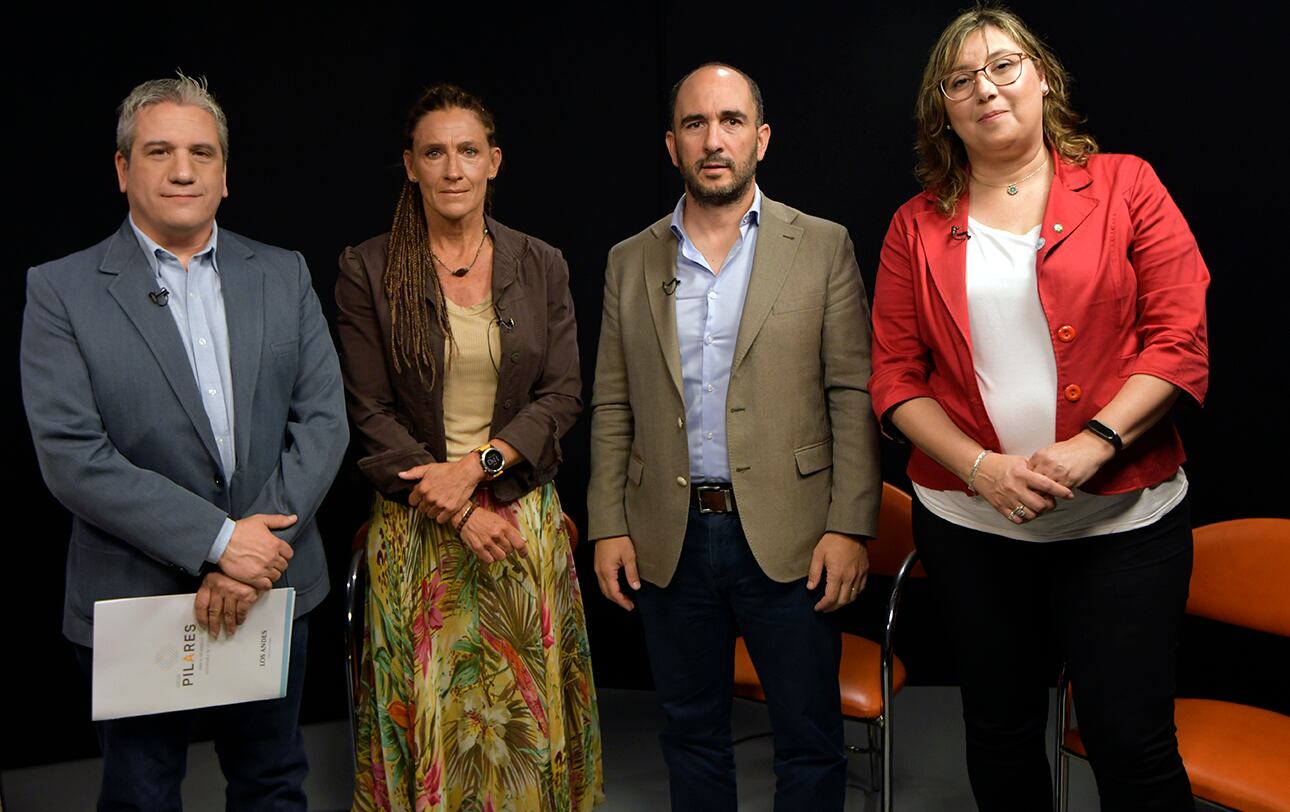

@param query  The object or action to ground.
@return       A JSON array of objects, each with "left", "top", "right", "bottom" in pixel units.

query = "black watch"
[
  {"left": 475, "top": 443, "right": 505, "bottom": 480},
  {"left": 1084, "top": 419, "right": 1123, "bottom": 452}
]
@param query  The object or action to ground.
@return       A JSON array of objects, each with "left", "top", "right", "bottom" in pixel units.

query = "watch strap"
[{"left": 1084, "top": 419, "right": 1123, "bottom": 452}]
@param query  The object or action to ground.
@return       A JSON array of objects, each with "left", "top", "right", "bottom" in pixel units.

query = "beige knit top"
[{"left": 442, "top": 296, "right": 501, "bottom": 462}]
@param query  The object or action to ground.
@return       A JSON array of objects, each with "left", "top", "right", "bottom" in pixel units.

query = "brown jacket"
[
  {"left": 587, "top": 197, "right": 881, "bottom": 585},
  {"left": 335, "top": 217, "right": 581, "bottom": 502}
]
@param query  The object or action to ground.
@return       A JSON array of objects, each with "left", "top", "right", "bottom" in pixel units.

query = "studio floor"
[{"left": 2, "top": 686, "right": 1222, "bottom": 811}]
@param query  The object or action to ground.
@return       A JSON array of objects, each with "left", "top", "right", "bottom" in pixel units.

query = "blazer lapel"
[
  {"left": 732, "top": 198, "right": 802, "bottom": 372},
  {"left": 643, "top": 219, "right": 684, "bottom": 398},
  {"left": 103, "top": 220, "right": 223, "bottom": 467},
  {"left": 488, "top": 216, "right": 522, "bottom": 365},
  {"left": 916, "top": 199, "right": 972, "bottom": 347},
  {"left": 1039, "top": 161, "right": 1097, "bottom": 263},
  {"left": 216, "top": 231, "right": 264, "bottom": 472}
]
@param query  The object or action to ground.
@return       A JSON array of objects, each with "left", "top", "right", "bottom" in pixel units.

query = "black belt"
[{"left": 690, "top": 483, "right": 736, "bottom": 514}]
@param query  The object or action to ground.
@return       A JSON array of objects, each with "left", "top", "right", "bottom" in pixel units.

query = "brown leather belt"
[{"left": 690, "top": 483, "right": 736, "bottom": 514}]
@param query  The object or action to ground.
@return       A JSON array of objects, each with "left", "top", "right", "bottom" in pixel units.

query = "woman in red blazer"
[{"left": 869, "top": 8, "right": 1208, "bottom": 810}]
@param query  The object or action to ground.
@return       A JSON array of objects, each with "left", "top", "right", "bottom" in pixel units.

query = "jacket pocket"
[
  {"left": 794, "top": 438, "right": 833, "bottom": 476},
  {"left": 270, "top": 339, "right": 297, "bottom": 356},
  {"left": 771, "top": 298, "right": 824, "bottom": 315},
  {"left": 627, "top": 455, "right": 644, "bottom": 486}
]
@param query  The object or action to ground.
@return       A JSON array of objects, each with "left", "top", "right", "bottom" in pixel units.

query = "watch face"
[{"left": 482, "top": 448, "right": 505, "bottom": 474}]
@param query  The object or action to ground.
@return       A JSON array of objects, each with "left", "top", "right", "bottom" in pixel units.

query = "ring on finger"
[{"left": 1009, "top": 504, "right": 1027, "bottom": 519}]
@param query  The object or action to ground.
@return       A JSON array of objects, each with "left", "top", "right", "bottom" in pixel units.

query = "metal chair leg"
[
  {"left": 1054, "top": 671, "right": 1070, "bottom": 812},
  {"left": 344, "top": 546, "right": 365, "bottom": 775}
]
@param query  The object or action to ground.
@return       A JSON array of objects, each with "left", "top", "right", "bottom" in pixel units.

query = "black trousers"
[
  {"left": 74, "top": 613, "right": 311, "bottom": 812},
  {"left": 635, "top": 508, "right": 846, "bottom": 812},
  {"left": 913, "top": 497, "right": 1195, "bottom": 812}
]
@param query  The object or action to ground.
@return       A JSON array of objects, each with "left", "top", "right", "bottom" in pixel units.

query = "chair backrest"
[
  {"left": 867, "top": 482, "right": 926, "bottom": 578},
  {"left": 1187, "top": 518, "right": 1290, "bottom": 638},
  {"left": 352, "top": 521, "right": 370, "bottom": 554},
  {"left": 563, "top": 512, "right": 580, "bottom": 553}
]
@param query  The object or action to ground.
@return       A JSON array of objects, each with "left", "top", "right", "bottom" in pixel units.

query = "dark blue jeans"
[
  {"left": 914, "top": 498, "right": 1195, "bottom": 812},
  {"left": 74, "top": 613, "right": 311, "bottom": 812},
  {"left": 635, "top": 508, "right": 845, "bottom": 812}
]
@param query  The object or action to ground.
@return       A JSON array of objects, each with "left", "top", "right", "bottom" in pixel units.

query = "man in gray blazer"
[
  {"left": 20, "top": 74, "right": 346, "bottom": 810},
  {"left": 589, "top": 64, "right": 881, "bottom": 811}
]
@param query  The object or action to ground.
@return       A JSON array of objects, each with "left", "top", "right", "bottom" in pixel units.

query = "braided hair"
[{"left": 384, "top": 83, "right": 498, "bottom": 384}]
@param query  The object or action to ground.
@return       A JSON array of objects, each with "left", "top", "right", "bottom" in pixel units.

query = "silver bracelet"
[{"left": 967, "top": 449, "right": 991, "bottom": 494}]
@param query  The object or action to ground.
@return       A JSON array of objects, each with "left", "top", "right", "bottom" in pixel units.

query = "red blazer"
[{"left": 869, "top": 153, "right": 1209, "bottom": 495}]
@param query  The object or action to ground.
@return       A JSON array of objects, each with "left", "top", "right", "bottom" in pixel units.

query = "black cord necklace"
[{"left": 430, "top": 226, "right": 490, "bottom": 277}]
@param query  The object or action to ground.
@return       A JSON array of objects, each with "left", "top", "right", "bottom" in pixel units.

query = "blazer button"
[
  {"left": 1056, "top": 324, "right": 1077, "bottom": 343},
  {"left": 503, "top": 398, "right": 514, "bottom": 409},
  {"left": 497, "top": 302, "right": 507, "bottom": 311},
  {"left": 1063, "top": 384, "right": 1083, "bottom": 402},
  {"left": 676, "top": 476, "right": 688, "bottom": 487},
  {"left": 510, "top": 352, "right": 520, "bottom": 363},
  {"left": 214, "top": 475, "right": 225, "bottom": 489}
]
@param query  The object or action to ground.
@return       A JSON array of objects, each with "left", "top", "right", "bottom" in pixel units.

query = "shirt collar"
[
  {"left": 128, "top": 215, "right": 220, "bottom": 276},
  {"left": 669, "top": 184, "right": 763, "bottom": 243}
]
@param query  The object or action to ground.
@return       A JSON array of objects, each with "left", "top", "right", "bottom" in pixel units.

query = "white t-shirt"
[{"left": 915, "top": 217, "right": 1186, "bottom": 542}]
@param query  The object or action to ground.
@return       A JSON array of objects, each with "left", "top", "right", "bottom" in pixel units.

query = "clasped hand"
[
  {"left": 218, "top": 513, "right": 296, "bottom": 589},
  {"left": 976, "top": 433, "right": 1114, "bottom": 523},
  {"left": 456, "top": 504, "right": 528, "bottom": 563},
  {"left": 203, "top": 513, "right": 295, "bottom": 636},
  {"left": 399, "top": 458, "right": 482, "bottom": 523},
  {"left": 194, "top": 571, "right": 261, "bottom": 639}
]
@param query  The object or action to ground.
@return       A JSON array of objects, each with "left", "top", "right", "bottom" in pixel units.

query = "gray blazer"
[
  {"left": 21, "top": 219, "right": 348, "bottom": 647},
  {"left": 587, "top": 196, "right": 882, "bottom": 585}
]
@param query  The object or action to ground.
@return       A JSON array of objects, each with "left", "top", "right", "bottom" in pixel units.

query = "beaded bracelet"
[{"left": 455, "top": 500, "right": 478, "bottom": 533}]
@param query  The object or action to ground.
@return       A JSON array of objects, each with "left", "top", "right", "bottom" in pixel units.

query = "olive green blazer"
[{"left": 587, "top": 196, "right": 881, "bottom": 585}]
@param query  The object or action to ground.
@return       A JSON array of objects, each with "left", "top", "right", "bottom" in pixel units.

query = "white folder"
[{"left": 91, "top": 587, "right": 295, "bottom": 720}]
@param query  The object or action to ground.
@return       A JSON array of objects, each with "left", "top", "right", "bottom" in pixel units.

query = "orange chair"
[
  {"left": 732, "top": 482, "right": 923, "bottom": 812},
  {"left": 343, "top": 511, "right": 581, "bottom": 769},
  {"left": 1055, "top": 518, "right": 1290, "bottom": 812}
]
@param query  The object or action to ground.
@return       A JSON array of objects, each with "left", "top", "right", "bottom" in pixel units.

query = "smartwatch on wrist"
[
  {"left": 1084, "top": 419, "right": 1123, "bottom": 452},
  {"left": 475, "top": 443, "right": 505, "bottom": 480}
]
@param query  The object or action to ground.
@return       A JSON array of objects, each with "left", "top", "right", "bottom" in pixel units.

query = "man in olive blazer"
[{"left": 588, "top": 64, "right": 881, "bottom": 811}]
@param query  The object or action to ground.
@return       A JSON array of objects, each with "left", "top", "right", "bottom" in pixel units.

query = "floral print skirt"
[{"left": 353, "top": 484, "right": 603, "bottom": 812}]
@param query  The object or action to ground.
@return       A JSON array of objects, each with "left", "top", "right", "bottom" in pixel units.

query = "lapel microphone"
[
  {"left": 492, "top": 302, "right": 516, "bottom": 331},
  {"left": 662, "top": 278, "right": 681, "bottom": 295},
  {"left": 148, "top": 288, "right": 170, "bottom": 307},
  {"left": 950, "top": 226, "right": 971, "bottom": 241}
]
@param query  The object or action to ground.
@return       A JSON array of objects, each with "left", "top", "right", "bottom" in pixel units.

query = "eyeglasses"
[{"left": 939, "top": 53, "right": 1031, "bottom": 101}]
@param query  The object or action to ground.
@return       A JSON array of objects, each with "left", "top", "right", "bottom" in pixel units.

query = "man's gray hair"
[{"left": 116, "top": 72, "right": 229, "bottom": 161}]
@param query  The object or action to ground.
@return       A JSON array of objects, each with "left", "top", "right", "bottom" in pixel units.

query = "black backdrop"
[{"left": 5, "top": 2, "right": 1285, "bottom": 771}]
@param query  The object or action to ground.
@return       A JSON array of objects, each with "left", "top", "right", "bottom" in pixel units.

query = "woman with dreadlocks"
[{"left": 336, "top": 84, "right": 603, "bottom": 812}]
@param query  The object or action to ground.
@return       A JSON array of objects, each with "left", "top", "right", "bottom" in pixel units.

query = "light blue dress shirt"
[
  {"left": 129, "top": 217, "right": 237, "bottom": 563},
  {"left": 670, "top": 187, "right": 762, "bottom": 483}
]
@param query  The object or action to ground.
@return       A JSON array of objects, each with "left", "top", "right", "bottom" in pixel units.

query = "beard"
[{"left": 680, "top": 147, "right": 758, "bottom": 208}]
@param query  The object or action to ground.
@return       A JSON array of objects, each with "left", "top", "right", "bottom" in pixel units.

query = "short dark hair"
[{"left": 668, "top": 62, "right": 765, "bottom": 130}]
